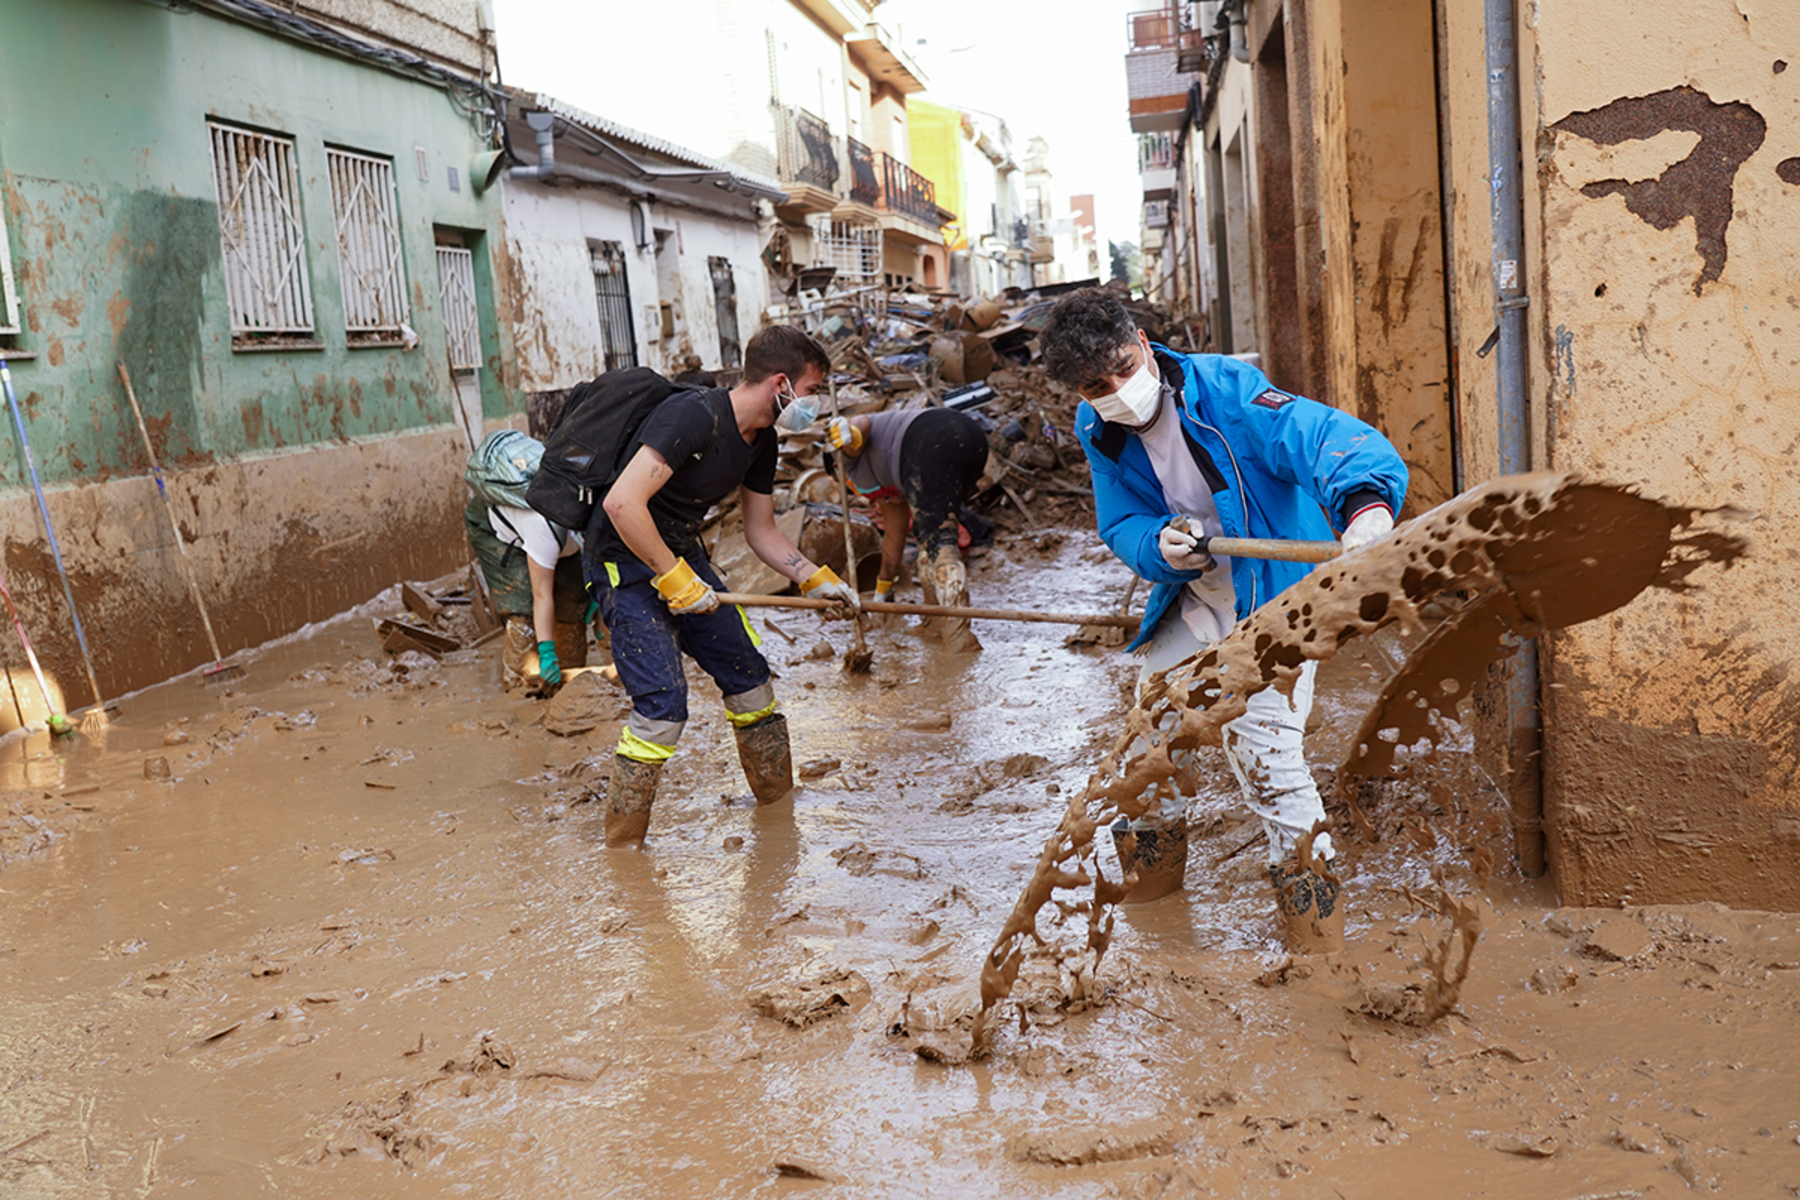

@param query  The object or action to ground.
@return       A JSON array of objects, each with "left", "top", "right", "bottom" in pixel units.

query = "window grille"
[
  {"left": 0, "top": 202, "right": 20, "bottom": 335},
  {"left": 814, "top": 221, "right": 880, "bottom": 288},
  {"left": 591, "top": 242, "right": 637, "bottom": 371},
  {"left": 708, "top": 256, "right": 741, "bottom": 369},
  {"left": 327, "top": 148, "right": 409, "bottom": 338},
  {"left": 208, "top": 121, "right": 314, "bottom": 337},
  {"left": 435, "top": 246, "right": 481, "bottom": 370}
]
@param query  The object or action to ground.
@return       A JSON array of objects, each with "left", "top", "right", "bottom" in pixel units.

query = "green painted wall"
[{"left": 0, "top": 0, "right": 517, "bottom": 489}]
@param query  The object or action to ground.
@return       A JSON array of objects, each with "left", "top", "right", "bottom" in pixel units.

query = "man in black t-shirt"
[{"left": 591, "top": 325, "right": 858, "bottom": 847}]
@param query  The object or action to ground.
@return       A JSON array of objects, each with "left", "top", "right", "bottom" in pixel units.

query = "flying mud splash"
[{"left": 964, "top": 472, "right": 1745, "bottom": 1056}]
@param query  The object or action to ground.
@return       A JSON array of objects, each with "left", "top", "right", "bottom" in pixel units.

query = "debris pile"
[
  {"left": 707, "top": 280, "right": 1190, "bottom": 592},
  {"left": 370, "top": 574, "right": 500, "bottom": 660}
]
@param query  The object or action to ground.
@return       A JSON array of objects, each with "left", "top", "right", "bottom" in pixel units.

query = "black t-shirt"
[{"left": 587, "top": 388, "right": 777, "bottom": 564}]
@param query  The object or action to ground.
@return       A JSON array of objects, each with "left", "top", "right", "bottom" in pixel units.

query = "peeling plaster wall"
[
  {"left": 498, "top": 182, "right": 767, "bottom": 388},
  {"left": 1528, "top": 0, "right": 1800, "bottom": 906},
  {"left": 0, "top": 0, "right": 517, "bottom": 699}
]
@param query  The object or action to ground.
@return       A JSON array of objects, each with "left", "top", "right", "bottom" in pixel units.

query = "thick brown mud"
[
  {"left": 2, "top": 493, "right": 1794, "bottom": 1198},
  {"left": 973, "top": 474, "right": 1745, "bottom": 1052}
]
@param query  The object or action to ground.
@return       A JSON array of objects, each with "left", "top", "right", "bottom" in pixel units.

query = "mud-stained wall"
[
  {"left": 1336, "top": 0, "right": 1454, "bottom": 512},
  {"left": 498, "top": 182, "right": 767, "bottom": 388},
  {"left": 1529, "top": 0, "right": 1800, "bottom": 907},
  {"left": 0, "top": 0, "right": 518, "bottom": 699}
]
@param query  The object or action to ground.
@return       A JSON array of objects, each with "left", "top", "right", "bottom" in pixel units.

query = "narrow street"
[{"left": 4, "top": 530, "right": 1795, "bottom": 1197}]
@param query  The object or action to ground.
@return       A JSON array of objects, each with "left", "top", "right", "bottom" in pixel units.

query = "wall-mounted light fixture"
[{"left": 630, "top": 201, "right": 650, "bottom": 251}]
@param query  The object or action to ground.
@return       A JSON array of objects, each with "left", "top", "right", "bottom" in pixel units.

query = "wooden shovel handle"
[
  {"left": 715, "top": 592, "right": 1139, "bottom": 628},
  {"left": 1198, "top": 536, "right": 1341, "bottom": 564}
]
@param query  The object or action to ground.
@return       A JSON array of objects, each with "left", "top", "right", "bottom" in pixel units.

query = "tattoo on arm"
[{"left": 782, "top": 552, "right": 807, "bottom": 577}]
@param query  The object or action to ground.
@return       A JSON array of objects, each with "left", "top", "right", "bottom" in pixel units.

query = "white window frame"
[
  {"left": 0, "top": 202, "right": 20, "bottom": 335},
  {"left": 436, "top": 246, "right": 481, "bottom": 370},
  {"left": 326, "top": 147, "right": 410, "bottom": 341},
  {"left": 207, "top": 121, "right": 315, "bottom": 340}
]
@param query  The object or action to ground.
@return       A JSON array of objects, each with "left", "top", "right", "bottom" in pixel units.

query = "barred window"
[
  {"left": 436, "top": 246, "right": 481, "bottom": 370},
  {"left": 207, "top": 121, "right": 315, "bottom": 342},
  {"left": 327, "top": 148, "right": 409, "bottom": 342}
]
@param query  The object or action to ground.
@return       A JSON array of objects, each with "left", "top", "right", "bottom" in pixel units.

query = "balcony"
[
  {"left": 846, "top": 136, "right": 881, "bottom": 207},
  {"left": 873, "top": 152, "right": 947, "bottom": 244},
  {"left": 1139, "top": 132, "right": 1176, "bottom": 200},
  {"left": 773, "top": 103, "right": 842, "bottom": 213},
  {"left": 1125, "top": 7, "right": 1205, "bottom": 134}
]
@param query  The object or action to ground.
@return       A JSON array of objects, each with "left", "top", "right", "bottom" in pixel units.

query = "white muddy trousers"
[{"left": 1129, "top": 612, "right": 1333, "bottom": 865}]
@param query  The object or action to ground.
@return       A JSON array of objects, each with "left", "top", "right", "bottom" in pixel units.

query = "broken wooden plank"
[
  {"left": 401, "top": 582, "right": 444, "bottom": 622},
  {"left": 376, "top": 619, "right": 460, "bottom": 658}
]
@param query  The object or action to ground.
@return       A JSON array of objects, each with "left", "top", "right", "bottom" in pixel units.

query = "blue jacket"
[{"left": 1075, "top": 347, "right": 1408, "bottom": 651}]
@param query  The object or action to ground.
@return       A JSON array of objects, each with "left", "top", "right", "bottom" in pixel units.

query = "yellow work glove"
[
  {"left": 874, "top": 578, "right": 896, "bottom": 601},
  {"left": 801, "top": 564, "right": 860, "bottom": 614},
  {"left": 653, "top": 559, "right": 719, "bottom": 615},
  {"left": 826, "top": 416, "right": 863, "bottom": 454}
]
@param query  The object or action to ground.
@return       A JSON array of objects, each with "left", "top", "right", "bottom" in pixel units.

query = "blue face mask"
[{"left": 774, "top": 387, "right": 819, "bottom": 433}]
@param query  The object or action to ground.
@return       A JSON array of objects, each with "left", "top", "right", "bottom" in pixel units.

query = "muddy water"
[{"left": 2, "top": 513, "right": 1796, "bottom": 1198}]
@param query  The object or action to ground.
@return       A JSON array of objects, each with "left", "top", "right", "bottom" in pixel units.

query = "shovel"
[{"left": 824, "top": 382, "right": 873, "bottom": 673}]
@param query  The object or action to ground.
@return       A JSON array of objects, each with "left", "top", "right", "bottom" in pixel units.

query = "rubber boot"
[
  {"left": 1269, "top": 855, "right": 1345, "bottom": 953},
  {"left": 1110, "top": 817, "right": 1188, "bottom": 903},
  {"left": 928, "top": 544, "right": 983, "bottom": 653},
  {"left": 734, "top": 712, "right": 794, "bottom": 806},
  {"left": 606, "top": 754, "right": 662, "bottom": 847}
]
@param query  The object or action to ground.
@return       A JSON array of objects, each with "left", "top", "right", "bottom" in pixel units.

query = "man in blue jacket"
[{"left": 1042, "top": 288, "right": 1407, "bottom": 953}]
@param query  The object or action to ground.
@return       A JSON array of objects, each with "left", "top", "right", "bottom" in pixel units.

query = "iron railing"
[
  {"left": 327, "top": 147, "right": 409, "bottom": 336},
  {"left": 435, "top": 246, "right": 481, "bottom": 369},
  {"left": 1012, "top": 218, "right": 1033, "bottom": 249},
  {"left": 1138, "top": 132, "right": 1176, "bottom": 172},
  {"left": 208, "top": 121, "right": 315, "bottom": 335},
  {"left": 774, "top": 103, "right": 841, "bottom": 192},
  {"left": 846, "top": 136, "right": 881, "bottom": 206},
  {"left": 590, "top": 241, "right": 637, "bottom": 371},
  {"left": 878, "top": 153, "right": 941, "bottom": 226}
]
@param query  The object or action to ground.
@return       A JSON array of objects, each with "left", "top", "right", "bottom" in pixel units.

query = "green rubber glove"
[{"left": 536, "top": 641, "right": 561, "bottom": 685}]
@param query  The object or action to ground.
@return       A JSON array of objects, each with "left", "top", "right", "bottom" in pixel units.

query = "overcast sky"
[{"left": 494, "top": 0, "right": 1147, "bottom": 248}]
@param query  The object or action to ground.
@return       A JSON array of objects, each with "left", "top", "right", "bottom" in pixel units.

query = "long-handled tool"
[
  {"left": 117, "top": 362, "right": 245, "bottom": 686},
  {"left": 825, "top": 383, "right": 873, "bottom": 673},
  {"left": 714, "top": 535, "right": 1343, "bottom": 629},
  {"left": 719, "top": 592, "right": 1140, "bottom": 628},
  {"left": 0, "top": 564, "right": 70, "bottom": 735},
  {"left": 0, "top": 361, "right": 112, "bottom": 728}
]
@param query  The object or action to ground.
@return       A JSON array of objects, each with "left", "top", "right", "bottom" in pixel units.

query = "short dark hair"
[
  {"left": 1040, "top": 288, "right": 1139, "bottom": 390},
  {"left": 743, "top": 325, "right": 831, "bottom": 385}
]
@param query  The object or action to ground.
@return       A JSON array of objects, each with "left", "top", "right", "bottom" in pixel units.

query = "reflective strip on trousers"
[
  {"left": 723, "top": 682, "right": 777, "bottom": 728},
  {"left": 618, "top": 715, "right": 684, "bottom": 762}
]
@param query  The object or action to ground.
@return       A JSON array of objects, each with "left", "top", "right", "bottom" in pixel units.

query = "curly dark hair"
[
  {"left": 743, "top": 324, "right": 831, "bottom": 385},
  {"left": 1040, "top": 288, "right": 1139, "bottom": 390}
]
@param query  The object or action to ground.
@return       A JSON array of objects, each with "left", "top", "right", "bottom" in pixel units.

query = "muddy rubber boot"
[
  {"left": 1269, "top": 856, "right": 1345, "bottom": 953},
  {"left": 1110, "top": 817, "right": 1188, "bottom": 903},
  {"left": 734, "top": 712, "right": 794, "bottom": 806},
  {"left": 928, "top": 545, "right": 983, "bottom": 653},
  {"left": 606, "top": 754, "right": 662, "bottom": 847}
]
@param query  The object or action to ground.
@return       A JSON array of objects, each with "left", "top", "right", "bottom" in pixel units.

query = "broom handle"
[
  {"left": 118, "top": 362, "right": 227, "bottom": 664},
  {"left": 0, "top": 567, "right": 61, "bottom": 718},
  {"left": 717, "top": 592, "right": 1139, "bottom": 628},
  {"left": 0, "top": 361, "right": 104, "bottom": 709}
]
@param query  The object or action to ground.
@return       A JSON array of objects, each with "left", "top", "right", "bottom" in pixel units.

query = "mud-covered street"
[{"left": 1, "top": 530, "right": 1795, "bottom": 1198}]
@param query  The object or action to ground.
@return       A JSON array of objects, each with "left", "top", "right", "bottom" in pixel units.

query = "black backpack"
[{"left": 525, "top": 367, "right": 696, "bottom": 531}]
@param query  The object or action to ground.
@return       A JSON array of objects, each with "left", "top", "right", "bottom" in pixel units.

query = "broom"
[
  {"left": 117, "top": 363, "right": 244, "bottom": 686},
  {"left": 0, "top": 566, "right": 70, "bottom": 736}
]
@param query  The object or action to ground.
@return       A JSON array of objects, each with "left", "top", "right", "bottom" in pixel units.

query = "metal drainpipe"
[
  {"left": 1228, "top": 1, "right": 1250, "bottom": 63},
  {"left": 510, "top": 112, "right": 556, "bottom": 180},
  {"left": 1485, "top": 0, "right": 1546, "bottom": 877}
]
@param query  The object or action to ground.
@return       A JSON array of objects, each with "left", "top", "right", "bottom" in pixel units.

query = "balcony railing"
[
  {"left": 878, "top": 152, "right": 941, "bottom": 226},
  {"left": 773, "top": 103, "right": 840, "bottom": 192},
  {"left": 846, "top": 136, "right": 881, "bottom": 206},
  {"left": 1138, "top": 132, "right": 1176, "bottom": 172},
  {"left": 1127, "top": 6, "right": 1208, "bottom": 58}
]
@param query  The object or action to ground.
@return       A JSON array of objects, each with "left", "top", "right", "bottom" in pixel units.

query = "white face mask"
[
  {"left": 773, "top": 386, "right": 819, "bottom": 433},
  {"left": 1090, "top": 346, "right": 1163, "bottom": 426}
]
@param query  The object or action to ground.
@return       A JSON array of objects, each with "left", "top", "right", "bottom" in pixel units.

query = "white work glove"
[
  {"left": 800, "top": 565, "right": 862, "bottom": 617},
  {"left": 1340, "top": 504, "right": 1395, "bottom": 553},
  {"left": 825, "top": 416, "right": 863, "bottom": 454},
  {"left": 1158, "top": 519, "right": 1215, "bottom": 573}
]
